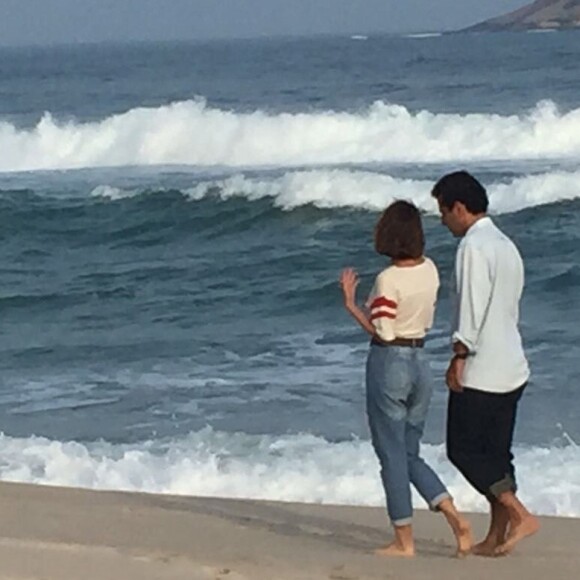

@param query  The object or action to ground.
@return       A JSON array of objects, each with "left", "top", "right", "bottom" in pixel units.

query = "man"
[{"left": 432, "top": 171, "right": 539, "bottom": 556}]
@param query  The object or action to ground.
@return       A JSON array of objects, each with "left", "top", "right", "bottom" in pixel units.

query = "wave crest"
[
  {"left": 183, "top": 168, "right": 580, "bottom": 214},
  {"left": 2, "top": 99, "right": 580, "bottom": 172}
]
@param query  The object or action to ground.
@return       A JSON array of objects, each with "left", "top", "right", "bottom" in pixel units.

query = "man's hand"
[
  {"left": 446, "top": 356, "right": 465, "bottom": 392},
  {"left": 340, "top": 268, "right": 359, "bottom": 309}
]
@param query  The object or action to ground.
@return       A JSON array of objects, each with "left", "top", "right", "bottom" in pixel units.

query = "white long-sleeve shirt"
[{"left": 453, "top": 217, "right": 530, "bottom": 393}]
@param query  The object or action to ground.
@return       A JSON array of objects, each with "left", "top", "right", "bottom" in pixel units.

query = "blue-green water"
[{"left": 0, "top": 32, "right": 579, "bottom": 515}]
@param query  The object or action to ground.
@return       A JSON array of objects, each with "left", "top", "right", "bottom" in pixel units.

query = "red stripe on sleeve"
[
  {"left": 370, "top": 311, "right": 396, "bottom": 321},
  {"left": 370, "top": 296, "right": 397, "bottom": 310}
]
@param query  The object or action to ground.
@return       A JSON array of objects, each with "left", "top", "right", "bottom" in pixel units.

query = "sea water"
[{"left": 1, "top": 32, "right": 580, "bottom": 516}]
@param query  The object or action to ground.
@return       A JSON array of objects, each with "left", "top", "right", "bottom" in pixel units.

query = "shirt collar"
[{"left": 465, "top": 215, "right": 492, "bottom": 238}]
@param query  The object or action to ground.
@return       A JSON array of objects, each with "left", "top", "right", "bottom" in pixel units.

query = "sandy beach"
[{"left": 0, "top": 481, "right": 577, "bottom": 580}]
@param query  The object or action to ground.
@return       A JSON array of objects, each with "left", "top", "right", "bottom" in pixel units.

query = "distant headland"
[{"left": 462, "top": 0, "right": 580, "bottom": 32}]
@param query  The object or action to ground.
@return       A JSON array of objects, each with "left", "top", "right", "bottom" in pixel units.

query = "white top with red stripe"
[{"left": 366, "top": 258, "right": 439, "bottom": 342}]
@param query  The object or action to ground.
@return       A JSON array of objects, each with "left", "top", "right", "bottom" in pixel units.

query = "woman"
[{"left": 340, "top": 200, "right": 472, "bottom": 558}]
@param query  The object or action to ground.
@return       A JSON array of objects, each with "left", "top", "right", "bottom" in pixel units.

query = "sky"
[{"left": 0, "top": 0, "right": 529, "bottom": 46}]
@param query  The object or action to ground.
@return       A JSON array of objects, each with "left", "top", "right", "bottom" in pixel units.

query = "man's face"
[{"left": 437, "top": 200, "right": 465, "bottom": 237}]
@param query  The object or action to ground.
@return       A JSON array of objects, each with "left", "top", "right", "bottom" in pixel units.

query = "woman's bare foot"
[
  {"left": 375, "top": 542, "right": 415, "bottom": 558},
  {"left": 437, "top": 498, "right": 473, "bottom": 557},
  {"left": 375, "top": 524, "right": 415, "bottom": 557},
  {"left": 494, "top": 514, "right": 540, "bottom": 555},
  {"left": 453, "top": 516, "right": 474, "bottom": 558}
]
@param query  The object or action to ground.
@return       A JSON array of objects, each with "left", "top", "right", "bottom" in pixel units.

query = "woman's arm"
[{"left": 340, "top": 268, "right": 376, "bottom": 336}]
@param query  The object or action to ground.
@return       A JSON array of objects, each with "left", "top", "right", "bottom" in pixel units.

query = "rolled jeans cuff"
[
  {"left": 392, "top": 516, "right": 413, "bottom": 527},
  {"left": 429, "top": 492, "right": 451, "bottom": 512},
  {"left": 489, "top": 475, "right": 517, "bottom": 498}
]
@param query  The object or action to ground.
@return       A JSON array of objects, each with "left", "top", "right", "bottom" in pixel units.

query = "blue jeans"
[{"left": 366, "top": 342, "right": 449, "bottom": 526}]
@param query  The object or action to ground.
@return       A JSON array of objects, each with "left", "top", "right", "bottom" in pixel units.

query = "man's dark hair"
[
  {"left": 374, "top": 200, "right": 425, "bottom": 259},
  {"left": 431, "top": 171, "right": 489, "bottom": 214}
]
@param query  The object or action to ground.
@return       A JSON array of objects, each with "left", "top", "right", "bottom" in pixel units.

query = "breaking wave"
[{"left": 2, "top": 99, "right": 580, "bottom": 172}]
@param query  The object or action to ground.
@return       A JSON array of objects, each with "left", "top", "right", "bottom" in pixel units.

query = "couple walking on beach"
[{"left": 340, "top": 171, "right": 539, "bottom": 558}]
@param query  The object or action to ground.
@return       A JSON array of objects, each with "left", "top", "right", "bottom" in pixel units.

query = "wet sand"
[{"left": 0, "top": 480, "right": 576, "bottom": 579}]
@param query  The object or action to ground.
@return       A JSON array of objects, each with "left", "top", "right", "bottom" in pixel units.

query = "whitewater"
[
  {"left": 1, "top": 429, "right": 579, "bottom": 518},
  {"left": 2, "top": 99, "right": 580, "bottom": 172}
]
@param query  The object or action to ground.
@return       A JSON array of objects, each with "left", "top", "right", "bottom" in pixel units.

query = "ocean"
[{"left": 1, "top": 31, "right": 580, "bottom": 517}]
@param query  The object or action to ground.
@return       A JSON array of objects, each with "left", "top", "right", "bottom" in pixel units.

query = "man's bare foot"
[
  {"left": 495, "top": 515, "right": 540, "bottom": 555},
  {"left": 453, "top": 517, "right": 474, "bottom": 558},
  {"left": 375, "top": 543, "right": 415, "bottom": 558},
  {"left": 472, "top": 539, "right": 503, "bottom": 557}
]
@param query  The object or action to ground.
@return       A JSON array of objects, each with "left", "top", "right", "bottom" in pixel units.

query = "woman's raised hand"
[{"left": 339, "top": 268, "right": 359, "bottom": 307}]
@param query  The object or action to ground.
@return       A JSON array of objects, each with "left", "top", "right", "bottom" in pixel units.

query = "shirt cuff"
[{"left": 452, "top": 331, "right": 476, "bottom": 353}]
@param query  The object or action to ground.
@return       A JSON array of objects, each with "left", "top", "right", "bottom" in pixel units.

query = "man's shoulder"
[
  {"left": 460, "top": 221, "right": 523, "bottom": 272},
  {"left": 457, "top": 233, "right": 484, "bottom": 256},
  {"left": 479, "top": 220, "right": 521, "bottom": 257},
  {"left": 463, "top": 219, "right": 513, "bottom": 248}
]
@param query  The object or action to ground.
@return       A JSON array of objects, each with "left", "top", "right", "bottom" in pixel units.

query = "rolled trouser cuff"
[
  {"left": 429, "top": 492, "right": 451, "bottom": 512},
  {"left": 392, "top": 516, "right": 413, "bottom": 527},
  {"left": 489, "top": 475, "right": 517, "bottom": 498}
]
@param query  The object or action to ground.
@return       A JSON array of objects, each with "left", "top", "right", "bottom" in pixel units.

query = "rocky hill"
[{"left": 464, "top": 0, "right": 580, "bottom": 31}]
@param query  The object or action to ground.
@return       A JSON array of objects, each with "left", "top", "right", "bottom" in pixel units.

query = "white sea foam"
[
  {"left": 0, "top": 430, "right": 577, "bottom": 517},
  {"left": 90, "top": 184, "right": 130, "bottom": 200},
  {"left": 185, "top": 168, "right": 580, "bottom": 214},
  {"left": 185, "top": 170, "right": 435, "bottom": 211},
  {"left": 405, "top": 33, "right": 442, "bottom": 39},
  {"left": 2, "top": 99, "right": 580, "bottom": 172}
]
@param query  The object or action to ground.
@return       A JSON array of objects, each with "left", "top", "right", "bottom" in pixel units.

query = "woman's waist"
[{"left": 370, "top": 335, "right": 425, "bottom": 348}]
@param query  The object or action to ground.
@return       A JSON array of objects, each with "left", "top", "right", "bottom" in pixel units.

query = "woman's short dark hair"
[
  {"left": 431, "top": 170, "right": 489, "bottom": 214},
  {"left": 374, "top": 200, "right": 425, "bottom": 259}
]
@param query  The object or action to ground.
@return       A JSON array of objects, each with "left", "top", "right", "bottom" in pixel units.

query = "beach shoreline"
[{"left": 0, "top": 480, "right": 577, "bottom": 579}]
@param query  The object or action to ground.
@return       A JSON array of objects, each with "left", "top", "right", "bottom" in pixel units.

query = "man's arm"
[
  {"left": 446, "top": 243, "right": 493, "bottom": 391},
  {"left": 453, "top": 341, "right": 470, "bottom": 357},
  {"left": 446, "top": 341, "right": 470, "bottom": 392},
  {"left": 453, "top": 243, "right": 493, "bottom": 353}
]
